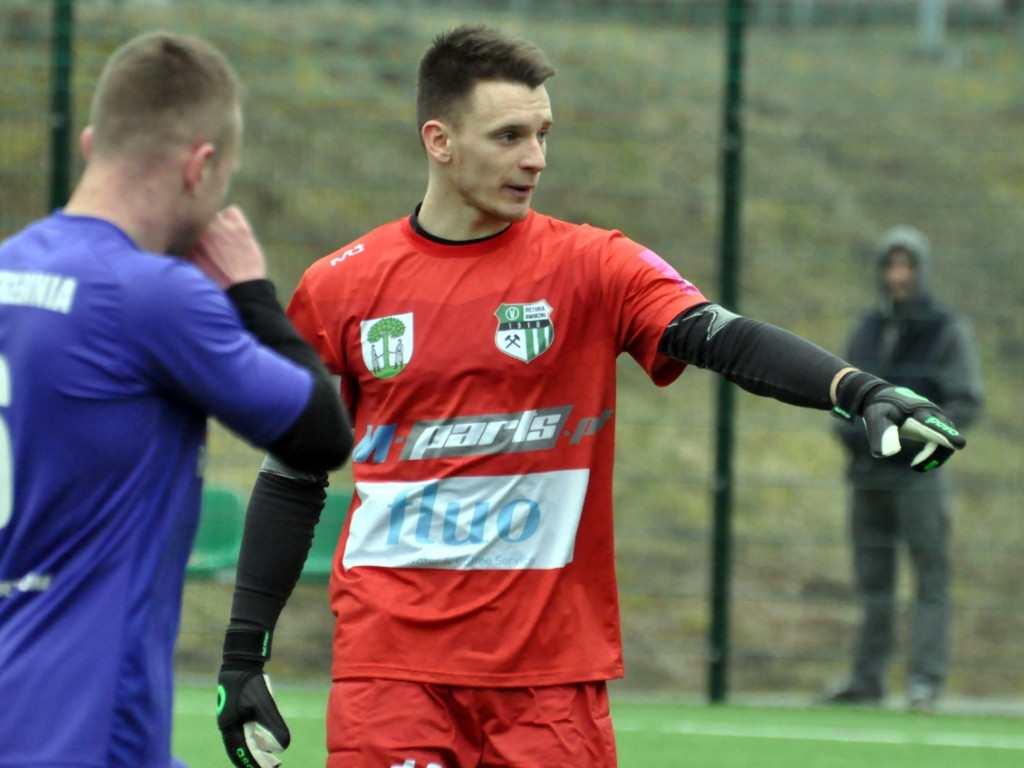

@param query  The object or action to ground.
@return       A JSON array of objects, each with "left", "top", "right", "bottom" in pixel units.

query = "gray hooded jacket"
[{"left": 836, "top": 225, "right": 984, "bottom": 481}]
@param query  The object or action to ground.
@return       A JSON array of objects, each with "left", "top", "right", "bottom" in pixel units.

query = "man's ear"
[
  {"left": 183, "top": 141, "right": 216, "bottom": 196},
  {"left": 421, "top": 120, "right": 452, "bottom": 164},
  {"left": 80, "top": 126, "right": 93, "bottom": 160}
]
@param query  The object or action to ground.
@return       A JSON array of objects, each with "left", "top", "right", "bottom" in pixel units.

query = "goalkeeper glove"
[
  {"left": 832, "top": 371, "right": 966, "bottom": 472},
  {"left": 217, "top": 628, "right": 290, "bottom": 768}
]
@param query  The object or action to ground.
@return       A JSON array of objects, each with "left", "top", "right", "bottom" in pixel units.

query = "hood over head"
[{"left": 872, "top": 224, "right": 932, "bottom": 302}]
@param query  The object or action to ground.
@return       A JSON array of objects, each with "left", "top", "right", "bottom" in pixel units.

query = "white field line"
[
  {"left": 177, "top": 694, "right": 1024, "bottom": 751},
  {"left": 614, "top": 719, "right": 1024, "bottom": 751}
]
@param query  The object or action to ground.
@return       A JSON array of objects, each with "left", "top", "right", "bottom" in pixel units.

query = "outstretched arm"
[
  {"left": 659, "top": 302, "right": 844, "bottom": 409},
  {"left": 658, "top": 303, "right": 966, "bottom": 471}
]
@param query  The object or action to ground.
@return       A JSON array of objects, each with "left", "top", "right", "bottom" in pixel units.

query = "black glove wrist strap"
[
  {"left": 833, "top": 370, "right": 887, "bottom": 420},
  {"left": 222, "top": 628, "right": 273, "bottom": 664}
]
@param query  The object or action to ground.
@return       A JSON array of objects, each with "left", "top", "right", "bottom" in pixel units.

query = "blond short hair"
[{"left": 88, "top": 31, "right": 242, "bottom": 162}]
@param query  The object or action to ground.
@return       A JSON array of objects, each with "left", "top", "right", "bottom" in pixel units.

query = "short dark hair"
[
  {"left": 89, "top": 31, "right": 242, "bottom": 161},
  {"left": 416, "top": 25, "right": 555, "bottom": 132}
]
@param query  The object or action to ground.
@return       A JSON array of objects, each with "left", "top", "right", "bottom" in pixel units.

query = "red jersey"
[{"left": 288, "top": 210, "right": 706, "bottom": 686}]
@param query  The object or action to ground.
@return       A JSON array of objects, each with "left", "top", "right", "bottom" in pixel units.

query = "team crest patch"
[
  {"left": 494, "top": 301, "right": 553, "bottom": 362},
  {"left": 361, "top": 312, "right": 413, "bottom": 379}
]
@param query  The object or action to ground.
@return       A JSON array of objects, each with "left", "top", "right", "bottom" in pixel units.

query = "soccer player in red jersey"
[{"left": 216, "top": 25, "right": 964, "bottom": 768}]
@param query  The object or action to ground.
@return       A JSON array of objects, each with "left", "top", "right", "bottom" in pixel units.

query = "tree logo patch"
[{"left": 361, "top": 312, "right": 413, "bottom": 379}]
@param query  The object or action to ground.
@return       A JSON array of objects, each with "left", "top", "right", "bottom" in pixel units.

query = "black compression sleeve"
[
  {"left": 225, "top": 279, "right": 324, "bottom": 372},
  {"left": 227, "top": 465, "right": 328, "bottom": 632},
  {"left": 267, "top": 374, "right": 353, "bottom": 473},
  {"left": 225, "top": 279, "right": 353, "bottom": 472},
  {"left": 658, "top": 303, "right": 847, "bottom": 410}
]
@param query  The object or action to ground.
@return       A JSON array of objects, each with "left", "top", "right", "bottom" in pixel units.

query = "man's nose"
[{"left": 521, "top": 138, "right": 546, "bottom": 170}]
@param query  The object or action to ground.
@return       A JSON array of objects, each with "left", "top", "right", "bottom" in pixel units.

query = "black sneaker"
[{"left": 819, "top": 686, "right": 883, "bottom": 706}]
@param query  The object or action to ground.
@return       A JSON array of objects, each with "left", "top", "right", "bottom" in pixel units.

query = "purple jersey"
[{"left": 0, "top": 213, "right": 311, "bottom": 767}]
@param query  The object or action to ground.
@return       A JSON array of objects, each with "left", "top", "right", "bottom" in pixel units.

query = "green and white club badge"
[
  {"left": 494, "top": 300, "right": 553, "bottom": 363},
  {"left": 361, "top": 312, "right": 413, "bottom": 379}
]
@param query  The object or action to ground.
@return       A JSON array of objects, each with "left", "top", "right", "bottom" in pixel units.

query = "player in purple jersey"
[{"left": 0, "top": 32, "right": 352, "bottom": 768}]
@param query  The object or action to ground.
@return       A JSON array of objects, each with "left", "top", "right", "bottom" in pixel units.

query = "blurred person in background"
[
  {"left": 215, "top": 26, "right": 966, "bottom": 768},
  {"left": 822, "top": 225, "right": 983, "bottom": 712},
  {"left": 0, "top": 31, "right": 351, "bottom": 768}
]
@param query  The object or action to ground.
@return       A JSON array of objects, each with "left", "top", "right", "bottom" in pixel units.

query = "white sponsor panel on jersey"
[{"left": 344, "top": 470, "right": 589, "bottom": 570}]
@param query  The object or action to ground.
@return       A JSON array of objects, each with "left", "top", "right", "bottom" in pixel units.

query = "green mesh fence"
[{"left": 3, "top": 0, "right": 1022, "bottom": 704}]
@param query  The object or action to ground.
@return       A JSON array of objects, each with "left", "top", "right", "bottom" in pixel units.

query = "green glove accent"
[
  {"left": 833, "top": 372, "right": 966, "bottom": 472},
  {"left": 217, "top": 669, "right": 290, "bottom": 768},
  {"left": 217, "top": 628, "right": 289, "bottom": 768}
]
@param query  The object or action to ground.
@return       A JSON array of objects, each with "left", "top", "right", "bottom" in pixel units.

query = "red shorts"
[{"left": 325, "top": 678, "right": 617, "bottom": 768}]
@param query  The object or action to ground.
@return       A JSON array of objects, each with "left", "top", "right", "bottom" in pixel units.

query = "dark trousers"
[{"left": 846, "top": 473, "right": 951, "bottom": 697}]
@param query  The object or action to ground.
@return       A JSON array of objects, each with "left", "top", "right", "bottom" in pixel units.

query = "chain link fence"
[{"left": 3, "top": 0, "right": 1022, "bottom": 705}]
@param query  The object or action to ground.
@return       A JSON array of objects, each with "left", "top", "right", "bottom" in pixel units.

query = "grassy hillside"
[{"left": 3, "top": 1, "right": 1022, "bottom": 699}]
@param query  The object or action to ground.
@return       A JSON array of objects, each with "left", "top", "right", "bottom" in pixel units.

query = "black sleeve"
[
  {"left": 227, "top": 456, "right": 328, "bottom": 633},
  {"left": 225, "top": 279, "right": 353, "bottom": 473},
  {"left": 657, "top": 302, "right": 848, "bottom": 410},
  {"left": 267, "top": 374, "right": 353, "bottom": 473}
]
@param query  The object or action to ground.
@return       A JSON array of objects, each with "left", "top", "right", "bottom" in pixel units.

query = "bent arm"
[{"left": 226, "top": 279, "right": 353, "bottom": 473}]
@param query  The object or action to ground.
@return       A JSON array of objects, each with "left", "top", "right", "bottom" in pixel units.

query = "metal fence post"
[
  {"left": 709, "top": 0, "right": 748, "bottom": 705},
  {"left": 49, "top": 0, "right": 74, "bottom": 212}
]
